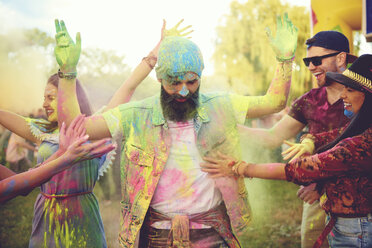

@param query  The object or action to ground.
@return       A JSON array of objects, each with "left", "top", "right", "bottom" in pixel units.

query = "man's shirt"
[{"left": 289, "top": 87, "right": 349, "bottom": 134}]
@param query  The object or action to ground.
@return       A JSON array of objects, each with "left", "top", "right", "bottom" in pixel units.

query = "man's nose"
[{"left": 178, "top": 85, "right": 189, "bottom": 97}]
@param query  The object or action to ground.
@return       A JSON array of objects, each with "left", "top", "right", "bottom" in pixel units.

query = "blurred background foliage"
[{"left": 213, "top": 0, "right": 312, "bottom": 102}]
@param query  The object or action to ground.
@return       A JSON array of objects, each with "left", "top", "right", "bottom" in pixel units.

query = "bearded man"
[{"left": 54, "top": 15, "right": 297, "bottom": 247}]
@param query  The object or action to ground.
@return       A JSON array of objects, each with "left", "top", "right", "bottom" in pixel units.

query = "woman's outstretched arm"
[{"left": 0, "top": 115, "right": 115, "bottom": 204}]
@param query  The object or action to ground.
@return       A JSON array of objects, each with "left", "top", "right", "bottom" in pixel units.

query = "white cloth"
[
  {"left": 6, "top": 133, "right": 28, "bottom": 163},
  {"left": 150, "top": 120, "right": 222, "bottom": 229}
]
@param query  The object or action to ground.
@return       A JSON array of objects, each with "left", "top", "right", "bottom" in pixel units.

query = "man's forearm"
[
  {"left": 246, "top": 61, "right": 292, "bottom": 118},
  {"left": 239, "top": 125, "right": 284, "bottom": 148},
  {"left": 264, "top": 61, "right": 293, "bottom": 111}
]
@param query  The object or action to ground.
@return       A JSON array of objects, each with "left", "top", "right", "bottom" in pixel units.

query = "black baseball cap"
[{"left": 306, "top": 31, "right": 357, "bottom": 63}]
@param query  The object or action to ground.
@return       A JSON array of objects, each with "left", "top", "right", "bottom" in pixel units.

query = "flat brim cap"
[{"left": 326, "top": 71, "right": 372, "bottom": 94}]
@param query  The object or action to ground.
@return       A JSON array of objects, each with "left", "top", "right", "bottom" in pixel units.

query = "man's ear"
[{"left": 336, "top": 52, "right": 347, "bottom": 69}]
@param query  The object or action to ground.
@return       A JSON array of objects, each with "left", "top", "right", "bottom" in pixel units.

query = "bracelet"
[
  {"left": 232, "top": 161, "right": 244, "bottom": 177},
  {"left": 276, "top": 55, "right": 295, "bottom": 63},
  {"left": 58, "top": 69, "right": 77, "bottom": 80},
  {"left": 142, "top": 52, "right": 157, "bottom": 69}
]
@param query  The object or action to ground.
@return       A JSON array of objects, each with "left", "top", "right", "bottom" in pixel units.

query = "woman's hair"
[
  {"left": 38, "top": 73, "right": 92, "bottom": 132},
  {"left": 47, "top": 73, "right": 92, "bottom": 116},
  {"left": 317, "top": 93, "right": 372, "bottom": 153}
]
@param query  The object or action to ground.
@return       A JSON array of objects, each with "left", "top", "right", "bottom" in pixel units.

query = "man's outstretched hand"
[{"left": 266, "top": 13, "right": 298, "bottom": 61}]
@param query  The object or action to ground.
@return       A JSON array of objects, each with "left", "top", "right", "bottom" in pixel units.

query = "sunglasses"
[{"left": 303, "top": 52, "right": 341, "bottom": 67}]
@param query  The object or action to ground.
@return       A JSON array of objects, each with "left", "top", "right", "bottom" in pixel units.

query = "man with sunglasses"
[{"left": 241, "top": 30, "right": 357, "bottom": 248}]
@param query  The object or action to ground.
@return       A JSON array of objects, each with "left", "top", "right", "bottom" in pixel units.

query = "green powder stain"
[{"left": 42, "top": 198, "right": 87, "bottom": 247}]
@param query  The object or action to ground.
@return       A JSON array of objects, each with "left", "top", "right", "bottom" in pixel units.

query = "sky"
[{"left": 0, "top": 0, "right": 310, "bottom": 76}]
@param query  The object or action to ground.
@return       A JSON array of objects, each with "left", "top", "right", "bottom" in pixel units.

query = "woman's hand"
[
  {"left": 266, "top": 13, "right": 298, "bottom": 61},
  {"left": 282, "top": 138, "right": 315, "bottom": 162},
  {"left": 54, "top": 19, "right": 81, "bottom": 73},
  {"left": 59, "top": 115, "right": 115, "bottom": 165},
  {"left": 161, "top": 19, "right": 193, "bottom": 41},
  {"left": 201, "top": 152, "right": 237, "bottom": 178},
  {"left": 63, "top": 136, "right": 114, "bottom": 165},
  {"left": 59, "top": 114, "right": 86, "bottom": 152}
]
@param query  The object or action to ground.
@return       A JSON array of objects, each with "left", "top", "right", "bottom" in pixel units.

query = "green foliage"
[
  {"left": 0, "top": 189, "right": 40, "bottom": 248},
  {"left": 24, "top": 28, "right": 55, "bottom": 47},
  {"left": 214, "top": 0, "right": 312, "bottom": 102}
]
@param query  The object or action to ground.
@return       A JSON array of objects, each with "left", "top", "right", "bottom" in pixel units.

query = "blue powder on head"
[{"left": 156, "top": 36, "right": 204, "bottom": 80}]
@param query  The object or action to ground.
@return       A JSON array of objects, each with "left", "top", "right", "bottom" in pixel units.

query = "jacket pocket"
[{"left": 124, "top": 143, "right": 154, "bottom": 167}]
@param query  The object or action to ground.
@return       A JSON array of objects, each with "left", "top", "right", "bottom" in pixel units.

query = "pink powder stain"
[
  {"left": 128, "top": 169, "right": 145, "bottom": 203},
  {"left": 192, "top": 235, "right": 217, "bottom": 247},
  {"left": 172, "top": 122, "right": 195, "bottom": 142},
  {"left": 64, "top": 179, "right": 79, "bottom": 191},
  {"left": 151, "top": 168, "right": 188, "bottom": 204},
  {"left": 214, "top": 177, "right": 239, "bottom": 202}
]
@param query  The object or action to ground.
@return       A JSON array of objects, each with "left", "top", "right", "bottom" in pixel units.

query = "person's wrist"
[
  {"left": 231, "top": 161, "right": 245, "bottom": 177},
  {"left": 302, "top": 138, "right": 315, "bottom": 153},
  {"left": 55, "top": 153, "right": 73, "bottom": 171},
  {"left": 58, "top": 69, "right": 77, "bottom": 80},
  {"left": 142, "top": 51, "right": 157, "bottom": 69},
  {"left": 242, "top": 162, "right": 253, "bottom": 178},
  {"left": 237, "top": 161, "right": 245, "bottom": 177},
  {"left": 55, "top": 148, "right": 66, "bottom": 156},
  {"left": 60, "top": 151, "right": 75, "bottom": 163},
  {"left": 276, "top": 55, "right": 295, "bottom": 63}
]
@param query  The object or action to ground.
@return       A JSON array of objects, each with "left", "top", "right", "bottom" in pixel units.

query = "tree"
[
  {"left": 213, "top": 0, "right": 312, "bottom": 101},
  {"left": 0, "top": 28, "right": 158, "bottom": 113}
]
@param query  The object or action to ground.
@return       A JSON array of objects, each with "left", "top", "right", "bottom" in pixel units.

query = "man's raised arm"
[{"left": 246, "top": 13, "right": 298, "bottom": 119}]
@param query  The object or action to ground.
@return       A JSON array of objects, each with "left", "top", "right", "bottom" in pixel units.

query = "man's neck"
[{"left": 325, "top": 82, "right": 344, "bottom": 105}]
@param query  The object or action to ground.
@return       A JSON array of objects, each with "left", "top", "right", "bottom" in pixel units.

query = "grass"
[
  {"left": 244, "top": 179, "right": 302, "bottom": 247},
  {"left": 0, "top": 188, "right": 40, "bottom": 248}
]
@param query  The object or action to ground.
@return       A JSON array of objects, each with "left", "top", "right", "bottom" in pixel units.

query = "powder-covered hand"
[
  {"left": 266, "top": 13, "right": 298, "bottom": 61},
  {"left": 282, "top": 138, "right": 315, "bottom": 163},
  {"left": 59, "top": 114, "right": 86, "bottom": 152},
  {"left": 201, "top": 152, "right": 237, "bottom": 178},
  {"left": 59, "top": 114, "right": 115, "bottom": 165},
  {"left": 63, "top": 136, "right": 114, "bottom": 165},
  {"left": 54, "top": 19, "right": 81, "bottom": 73},
  {"left": 297, "top": 183, "right": 321, "bottom": 204},
  {"left": 161, "top": 19, "right": 193, "bottom": 40}
]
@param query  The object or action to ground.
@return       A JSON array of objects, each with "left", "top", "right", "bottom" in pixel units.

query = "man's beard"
[{"left": 160, "top": 86, "right": 199, "bottom": 122}]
